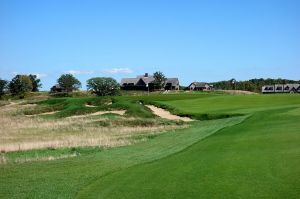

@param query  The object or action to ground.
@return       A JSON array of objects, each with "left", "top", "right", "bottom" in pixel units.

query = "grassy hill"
[{"left": 0, "top": 93, "right": 299, "bottom": 198}]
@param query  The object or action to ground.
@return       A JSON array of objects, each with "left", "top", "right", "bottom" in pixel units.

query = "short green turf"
[
  {"left": 0, "top": 93, "right": 299, "bottom": 199},
  {"left": 77, "top": 108, "right": 300, "bottom": 199}
]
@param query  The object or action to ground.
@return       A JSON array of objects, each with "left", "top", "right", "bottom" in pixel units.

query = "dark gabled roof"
[
  {"left": 52, "top": 84, "right": 63, "bottom": 89},
  {"left": 189, "top": 82, "right": 208, "bottom": 87},
  {"left": 121, "top": 74, "right": 179, "bottom": 86},
  {"left": 141, "top": 76, "right": 155, "bottom": 85},
  {"left": 284, "top": 84, "right": 300, "bottom": 88},
  {"left": 121, "top": 77, "right": 156, "bottom": 85},
  {"left": 121, "top": 78, "right": 139, "bottom": 85},
  {"left": 165, "top": 78, "right": 179, "bottom": 85}
]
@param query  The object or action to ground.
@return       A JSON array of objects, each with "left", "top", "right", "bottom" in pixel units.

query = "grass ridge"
[{"left": 75, "top": 116, "right": 248, "bottom": 198}]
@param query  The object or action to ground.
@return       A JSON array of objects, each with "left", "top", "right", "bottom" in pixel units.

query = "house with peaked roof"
[
  {"left": 50, "top": 84, "right": 65, "bottom": 92},
  {"left": 165, "top": 78, "right": 180, "bottom": 90},
  {"left": 187, "top": 82, "right": 212, "bottom": 91},
  {"left": 262, "top": 83, "right": 300, "bottom": 93},
  {"left": 121, "top": 73, "right": 179, "bottom": 91}
]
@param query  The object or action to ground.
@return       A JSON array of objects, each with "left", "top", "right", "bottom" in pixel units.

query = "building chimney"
[{"left": 144, "top": 73, "right": 148, "bottom": 77}]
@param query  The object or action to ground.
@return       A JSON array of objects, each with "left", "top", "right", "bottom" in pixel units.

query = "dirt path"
[{"left": 146, "top": 105, "right": 193, "bottom": 122}]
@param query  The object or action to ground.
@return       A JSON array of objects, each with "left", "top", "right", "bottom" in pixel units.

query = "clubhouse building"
[{"left": 121, "top": 73, "right": 180, "bottom": 91}]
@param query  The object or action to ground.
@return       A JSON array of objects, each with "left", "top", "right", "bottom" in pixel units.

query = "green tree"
[
  {"left": 8, "top": 75, "right": 33, "bottom": 96},
  {"left": 87, "top": 77, "right": 120, "bottom": 96},
  {"left": 57, "top": 74, "right": 81, "bottom": 92},
  {"left": 0, "top": 79, "right": 8, "bottom": 97},
  {"left": 29, "top": 74, "right": 42, "bottom": 92},
  {"left": 153, "top": 71, "right": 166, "bottom": 90},
  {"left": 229, "top": 78, "right": 236, "bottom": 90}
]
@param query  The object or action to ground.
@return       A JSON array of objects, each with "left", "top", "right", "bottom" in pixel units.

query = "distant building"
[
  {"left": 164, "top": 78, "right": 180, "bottom": 90},
  {"left": 262, "top": 84, "right": 300, "bottom": 93},
  {"left": 121, "top": 73, "right": 179, "bottom": 91},
  {"left": 187, "top": 82, "right": 212, "bottom": 91},
  {"left": 50, "top": 84, "right": 64, "bottom": 92}
]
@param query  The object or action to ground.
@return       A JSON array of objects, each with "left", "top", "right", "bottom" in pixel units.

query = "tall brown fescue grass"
[{"left": 0, "top": 101, "right": 185, "bottom": 152}]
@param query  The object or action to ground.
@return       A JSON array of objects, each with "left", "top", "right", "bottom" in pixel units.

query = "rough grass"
[
  {"left": 21, "top": 96, "right": 156, "bottom": 118},
  {"left": 0, "top": 100, "right": 183, "bottom": 152}
]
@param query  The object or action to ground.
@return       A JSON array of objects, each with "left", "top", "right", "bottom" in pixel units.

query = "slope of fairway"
[
  {"left": 158, "top": 94, "right": 300, "bottom": 114},
  {"left": 76, "top": 107, "right": 300, "bottom": 199},
  {"left": 0, "top": 117, "right": 245, "bottom": 199}
]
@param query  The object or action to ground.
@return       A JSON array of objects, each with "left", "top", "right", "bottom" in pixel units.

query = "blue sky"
[{"left": 0, "top": 0, "right": 299, "bottom": 90}]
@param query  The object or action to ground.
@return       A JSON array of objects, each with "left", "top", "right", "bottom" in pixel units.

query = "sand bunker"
[
  {"left": 69, "top": 110, "right": 126, "bottom": 118},
  {"left": 146, "top": 105, "right": 193, "bottom": 122},
  {"left": 85, "top": 104, "right": 97, "bottom": 107},
  {"left": 85, "top": 102, "right": 112, "bottom": 107},
  {"left": 219, "top": 90, "right": 257, "bottom": 95},
  {"left": 27, "top": 111, "right": 60, "bottom": 116},
  {"left": 37, "top": 111, "right": 60, "bottom": 115}
]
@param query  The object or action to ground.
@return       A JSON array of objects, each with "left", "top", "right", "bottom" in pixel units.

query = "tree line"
[
  {"left": 0, "top": 74, "right": 122, "bottom": 98},
  {"left": 50, "top": 72, "right": 166, "bottom": 96},
  {"left": 2, "top": 73, "right": 297, "bottom": 98},
  {"left": 211, "top": 78, "right": 300, "bottom": 93},
  {"left": 0, "top": 71, "right": 167, "bottom": 98},
  {"left": 0, "top": 74, "right": 41, "bottom": 98}
]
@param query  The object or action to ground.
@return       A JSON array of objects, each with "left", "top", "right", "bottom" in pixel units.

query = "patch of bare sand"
[
  {"left": 146, "top": 105, "right": 193, "bottom": 122},
  {"left": 85, "top": 102, "right": 112, "bottom": 107},
  {"left": 36, "top": 111, "right": 60, "bottom": 116},
  {"left": 69, "top": 110, "right": 126, "bottom": 118},
  {"left": 25, "top": 111, "right": 60, "bottom": 116},
  {"left": 20, "top": 104, "right": 37, "bottom": 108},
  {"left": 219, "top": 90, "right": 257, "bottom": 95},
  {"left": 85, "top": 104, "right": 97, "bottom": 107},
  {"left": 0, "top": 103, "right": 182, "bottom": 153}
]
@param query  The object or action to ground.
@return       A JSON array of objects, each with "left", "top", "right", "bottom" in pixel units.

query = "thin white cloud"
[
  {"left": 102, "top": 68, "right": 133, "bottom": 74},
  {"left": 32, "top": 73, "right": 47, "bottom": 78},
  {"left": 64, "top": 70, "right": 95, "bottom": 75}
]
